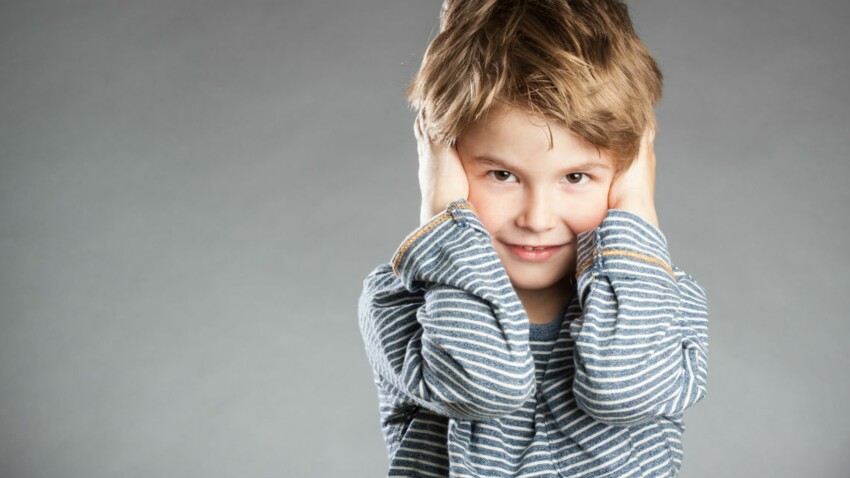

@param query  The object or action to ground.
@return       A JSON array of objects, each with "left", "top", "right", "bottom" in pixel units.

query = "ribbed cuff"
[
  {"left": 391, "top": 199, "right": 489, "bottom": 283},
  {"left": 575, "top": 209, "right": 674, "bottom": 282}
]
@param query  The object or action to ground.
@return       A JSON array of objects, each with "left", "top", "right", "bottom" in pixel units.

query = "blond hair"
[{"left": 405, "top": 0, "right": 662, "bottom": 172}]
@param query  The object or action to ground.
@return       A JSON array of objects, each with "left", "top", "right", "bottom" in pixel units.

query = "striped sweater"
[{"left": 358, "top": 198, "right": 709, "bottom": 477}]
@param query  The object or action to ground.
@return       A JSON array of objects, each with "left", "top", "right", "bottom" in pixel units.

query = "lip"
[{"left": 504, "top": 243, "right": 566, "bottom": 263}]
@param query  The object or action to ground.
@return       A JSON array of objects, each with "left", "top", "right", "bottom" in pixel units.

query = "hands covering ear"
[
  {"left": 607, "top": 128, "right": 660, "bottom": 229},
  {"left": 415, "top": 109, "right": 470, "bottom": 226}
]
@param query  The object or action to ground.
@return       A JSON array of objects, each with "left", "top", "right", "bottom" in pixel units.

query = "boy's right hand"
[{"left": 415, "top": 109, "right": 470, "bottom": 226}]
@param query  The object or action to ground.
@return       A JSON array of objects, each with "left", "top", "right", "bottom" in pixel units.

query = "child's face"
[{"left": 457, "top": 106, "right": 616, "bottom": 296}]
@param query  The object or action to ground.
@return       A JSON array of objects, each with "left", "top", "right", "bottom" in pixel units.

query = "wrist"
[
  {"left": 420, "top": 196, "right": 468, "bottom": 227},
  {"left": 609, "top": 201, "right": 659, "bottom": 228},
  {"left": 420, "top": 203, "right": 436, "bottom": 227}
]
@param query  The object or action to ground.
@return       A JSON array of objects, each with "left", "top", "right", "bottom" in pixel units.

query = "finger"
[
  {"left": 643, "top": 129, "right": 656, "bottom": 163},
  {"left": 414, "top": 111, "right": 424, "bottom": 139},
  {"left": 643, "top": 126, "right": 655, "bottom": 146},
  {"left": 635, "top": 129, "right": 653, "bottom": 160},
  {"left": 420, "top": 109, "right": 436, "bottom": 142}
]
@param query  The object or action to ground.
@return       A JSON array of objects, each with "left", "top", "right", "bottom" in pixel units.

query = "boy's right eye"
[{"left": 487, "top": 170, "right": 518, "bottom": 183}]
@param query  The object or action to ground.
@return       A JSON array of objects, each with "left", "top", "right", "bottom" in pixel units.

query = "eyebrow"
[{"left": 471, "top": 155, "right": 610, "bottom": 171}]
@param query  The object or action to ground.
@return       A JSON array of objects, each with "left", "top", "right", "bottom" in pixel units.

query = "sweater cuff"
[
  {"left": 574, "top": 209, "right": 674, "bottom": 283},
  {"left": 391, "top": 199, "right": 490, "bottom": 286}
]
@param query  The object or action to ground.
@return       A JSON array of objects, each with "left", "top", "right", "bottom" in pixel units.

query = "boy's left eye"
[{"left": 564, "top": 173, "right": 589, "bottom": 184}]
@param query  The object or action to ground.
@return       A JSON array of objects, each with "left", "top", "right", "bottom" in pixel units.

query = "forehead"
[{"left": 458, "top": 107, "right": 613, "bottom": 170}]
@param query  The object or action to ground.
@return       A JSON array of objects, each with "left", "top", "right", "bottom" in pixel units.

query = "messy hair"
[{"left": 404, "top": 0, "right": 663, "bottom": 172}]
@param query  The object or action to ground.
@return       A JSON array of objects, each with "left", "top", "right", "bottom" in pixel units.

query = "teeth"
[{"left": 522, "top": 246, "right": 546, "bottom": 250}]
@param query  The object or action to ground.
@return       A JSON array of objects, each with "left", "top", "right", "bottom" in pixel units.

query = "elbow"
[
  {"left": 482, "top": 377, "right": 537, "bottom": 417},
  {"left": 573, "top": 389, "right": 657, "bottom": 426},
  {"left": 423, "top": 345, "right": 538, "bottom": 420},
  {"left": 571, "top": 372, "right": 679, "bottom": 426},
  {"left": 460, "top": 389, "right": 536, "bottom": 420},
  {"left": 439, "top": 370, "right": 537, "bottom": 420}
]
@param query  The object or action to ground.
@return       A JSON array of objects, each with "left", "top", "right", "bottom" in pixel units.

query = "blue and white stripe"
[{"left": 359, "top": 199, "right": 709, "bottom": 477}]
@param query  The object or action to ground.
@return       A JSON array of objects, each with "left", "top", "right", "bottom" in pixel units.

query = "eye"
[
  {"left": 487, "top": 170, "right": 517, "bottom": 183},
  {"left": 564, "top": 172, "right": 590, "bottom": 184}
]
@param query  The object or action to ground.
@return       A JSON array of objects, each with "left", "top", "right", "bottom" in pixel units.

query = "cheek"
[
  {"left": 466, "top": 185, "right": 502, "bottom": 235},
  {"left": 582, "top": 208, "right": 609, "bottom": 232},
  {"left": 568, "top": 191, "right": 610, "bottom": 234}
]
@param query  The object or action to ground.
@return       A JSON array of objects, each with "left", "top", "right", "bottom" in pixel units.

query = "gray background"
[{"left": 1, "top": 1, "right": 848, "bottom": 477}]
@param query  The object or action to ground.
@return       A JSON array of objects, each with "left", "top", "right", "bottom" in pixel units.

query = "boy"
[{"left": 358, "top": 1, "right": 709, "bottom": 477}]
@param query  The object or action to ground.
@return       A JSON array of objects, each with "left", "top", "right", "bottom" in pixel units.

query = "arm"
[
  {"left": 569, "top": 209, "right": 709, "bottom": 426},
  {"left": 358, "top": 199, "right": 537, "bottom": 420}
]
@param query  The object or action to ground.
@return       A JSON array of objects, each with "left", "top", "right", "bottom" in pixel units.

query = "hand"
[
  {"left": 415, "top": 108, "right": 470, "bottom": 226},
  {"left": 607, "top": 128, "right": 660, "bottom": 228}
]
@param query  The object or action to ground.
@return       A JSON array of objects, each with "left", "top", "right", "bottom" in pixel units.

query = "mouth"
[{"left": 504, "top": 243, "right": 568, "bottom": 262}]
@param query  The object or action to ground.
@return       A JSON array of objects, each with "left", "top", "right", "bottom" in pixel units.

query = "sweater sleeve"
[
  {"left": 569, "top": 209, "right": 709, "bottom": 426},
  {"left": 358, "top": 199, "right": 537, "bottom": 420}
]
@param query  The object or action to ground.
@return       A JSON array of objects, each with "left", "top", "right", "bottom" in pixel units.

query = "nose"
[{"left": 515, "top": 190, "right": 555, "bottom": 232}]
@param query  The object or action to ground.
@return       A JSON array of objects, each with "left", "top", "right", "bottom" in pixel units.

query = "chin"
[{"left": 506, "top": 268, "right": 571, "bottom": 291}]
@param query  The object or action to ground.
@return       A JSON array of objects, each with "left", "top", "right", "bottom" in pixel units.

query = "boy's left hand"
[{"left": 607, "top": 128, "right": 660, "bottom": 229}]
